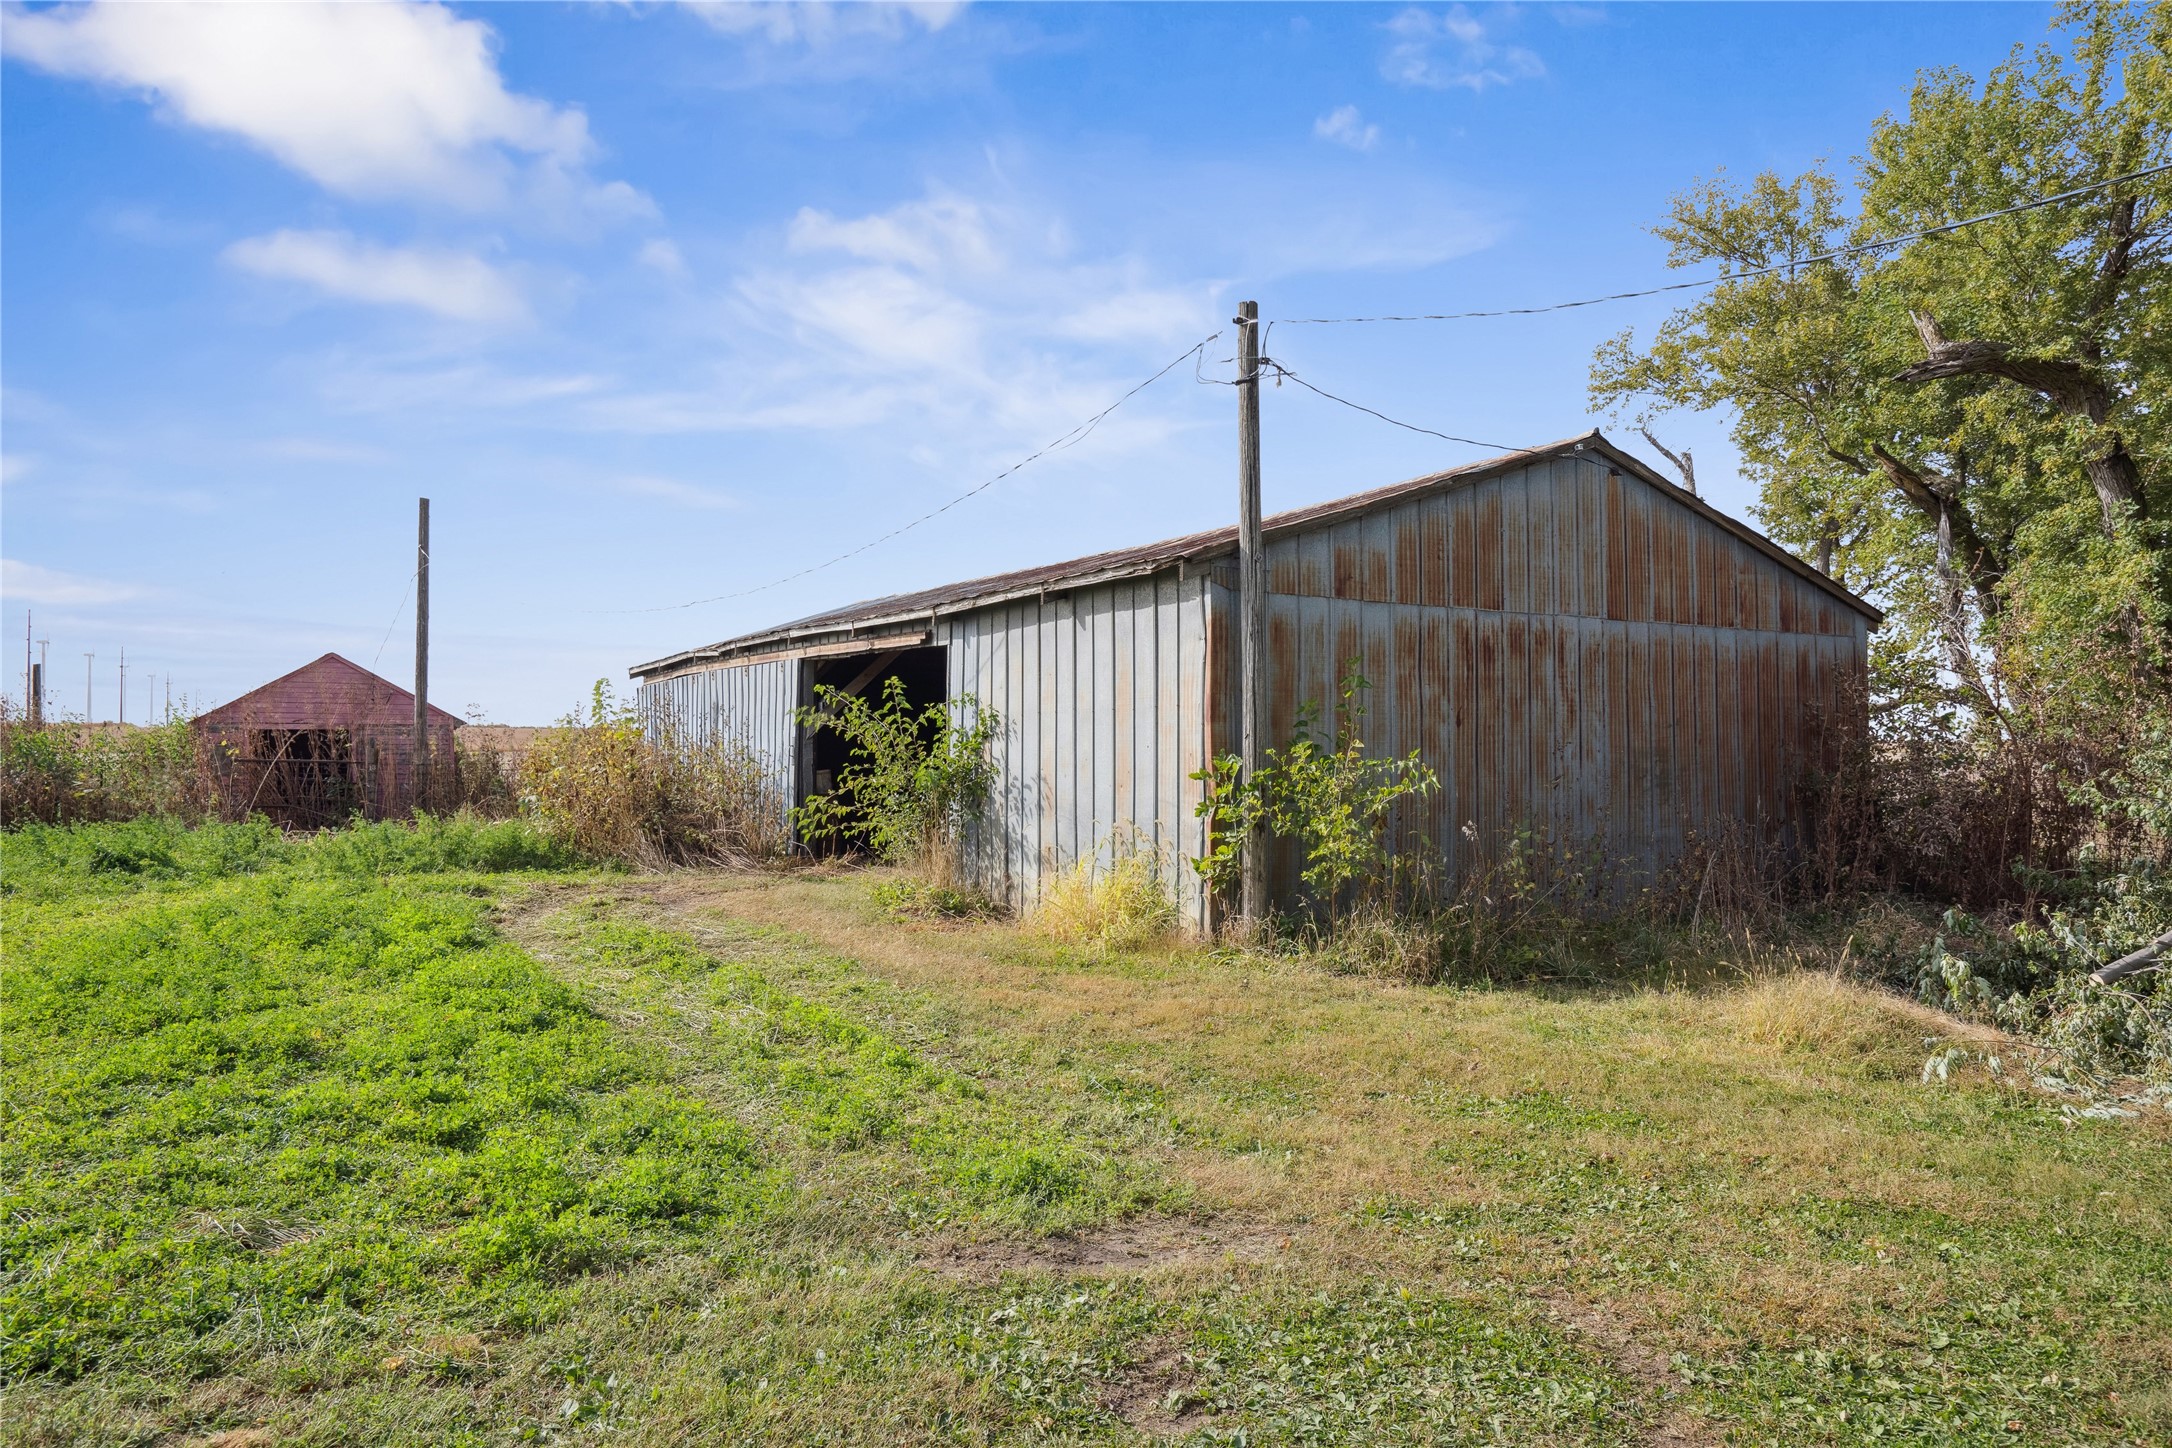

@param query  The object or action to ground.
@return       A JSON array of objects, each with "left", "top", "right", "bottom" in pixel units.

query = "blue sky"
[{"left": 3, "top": 1, "right": 2051, "bottom": 723}]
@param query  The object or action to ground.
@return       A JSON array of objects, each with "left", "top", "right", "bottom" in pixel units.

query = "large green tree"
[{"left": 1592, "top": 0, "right": 2170, "bottom": 721}]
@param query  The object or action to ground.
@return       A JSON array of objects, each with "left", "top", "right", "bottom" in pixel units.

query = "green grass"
[{"left": 3, "top": 822, "right": 2167, "bottom": 1445}]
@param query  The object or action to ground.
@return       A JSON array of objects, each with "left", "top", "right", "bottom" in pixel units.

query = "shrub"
[
  {"left": 520, "top": 681, "right": 787, "bottom": 868},
  {"left": 1191, "top": 664, "right": 1436, "bottom": 919},
  {"left": 1035, "top": 842, "right": 1178, "bottom": 951},
  {"left": 792, "top": 677, "right": 996, "bottom": 883},
  {"left": 0, "top": 707, "right": 219, "bottom": 827}
]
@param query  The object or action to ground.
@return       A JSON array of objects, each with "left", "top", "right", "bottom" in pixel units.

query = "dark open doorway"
[{"left": 795, "top": 644, "right": 948, "bottom": 851}]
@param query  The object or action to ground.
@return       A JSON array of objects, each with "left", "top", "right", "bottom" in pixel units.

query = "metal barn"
[
  {"left": 631, "top": 433, "right": 1881, "bottom": 929},
  {"left": 196, "top": 653, "right": 461, "bottom": 827}
]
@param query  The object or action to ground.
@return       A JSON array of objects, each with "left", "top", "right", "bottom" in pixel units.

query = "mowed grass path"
[{"left": 2, "top": 822, "right": 2166, "bottom": 1446}]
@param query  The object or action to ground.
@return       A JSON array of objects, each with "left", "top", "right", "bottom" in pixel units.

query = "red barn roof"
[{"left": 195, "top": 653, "right": 462, "bottom": 732}]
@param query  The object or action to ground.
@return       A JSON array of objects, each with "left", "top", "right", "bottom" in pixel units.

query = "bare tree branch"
[{"left": 1636, "top": 427, "right": 1697, "bottom": 494}]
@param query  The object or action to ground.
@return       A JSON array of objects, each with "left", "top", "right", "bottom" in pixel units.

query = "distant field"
[{"left": 3, "top": 820, "right": 2166, "bottom": 1446}]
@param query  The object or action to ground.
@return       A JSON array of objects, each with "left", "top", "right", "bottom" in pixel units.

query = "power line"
[
  {"left": 1271, "top": 160, "right": 2172, "bottom": 330},
  {"left": 371, "top": 568, "right": 417, "bottom": 672},
  {"left": 1262, "top": 359, "right": 1519, "bottom": 453},
  {"left": 607, "top": 332, "right": 1221, "bottom": 615}
]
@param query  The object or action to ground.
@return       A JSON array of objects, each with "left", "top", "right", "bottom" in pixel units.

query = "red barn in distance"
[{"left": 194, "top": 653, "right": 459, "bottom": 826}]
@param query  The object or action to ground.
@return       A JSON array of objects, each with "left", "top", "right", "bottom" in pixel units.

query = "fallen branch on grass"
[{"left": 2092, "top": 927, "right": 2172, "bottom": 986}]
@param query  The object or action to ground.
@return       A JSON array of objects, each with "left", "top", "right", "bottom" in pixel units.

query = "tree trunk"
[
  {"left": 1895, "top": 310, "right": 2146, "bottom": 534},
  {"left": 1867, "top": 443, "right": 2006, "bottom": 616}
]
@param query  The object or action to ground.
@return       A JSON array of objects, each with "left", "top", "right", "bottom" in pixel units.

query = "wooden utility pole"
[
  {"left": 414, "top": 497, "right": 431, "bottom": 808},
  {"left": 117, "top": 647, "right": 126, "bottom": 727},
  {"left": 29, "top": 663, "right": 43, "bottom": 727},
  {"left": 1235, "top": 300, "right": 1266, "bottom": 928}
]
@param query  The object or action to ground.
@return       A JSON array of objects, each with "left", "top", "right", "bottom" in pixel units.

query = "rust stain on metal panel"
[
  {"left": 1528, "top": 616, "right": 1558, "bottom": 835},
  {"left": 1695, "top": 631, "right": 1720, "bottom": 835},
  {"left": 1449, "top": 490, "right": 1478, "bottom": 609},
  {"left": 1671, "top": 513, "right": 1697, "bottom": 624},
  {"left": 1575, "top": 621, "right": 1604, "bottom": 848},
  {"left": 1555, "top": 463, "right": 1582, "bottom": 618},
  {"left": 1477, "top": 612, "right": 1504, "bottom": 838},
  {"left": 1477, "top": 486, "right": 1506, "bottom": 613},
  {"left": 1673, "top": 627, "right": 1698, "bottom": 834},
  {"left": 1421, "top": 501, "right": 1449, "bottom": 609},
  {"left": 1394, "top": 511, "right": 1425, "bottom": 607},
  {"left": 1578, "top": 462, "right": 1606, "bottom": 619},
  {"left": 1419, "top": 610, "right": 1451, "bottom": 867},
  {"left": 1757, "top": 635, "right": 1783, "bottom": 821},
  {"left": 1647, "top": 631, "right": 1673, "bottom": 841},
  {"left": 1646, "top": 509, "right": 1672, "bottom": 623},
  {"left": 1333, "top": 534, "right": 1363, "bottom": 600},
  {"left": 1301, "top": 592, "right": 1330, "bottom": 730},
  {"left": 1268, "top": 608, "right": 1299, "bottom": 746},
  {"left": 1732, "top": 542, "right": 1758, "bottom": 634},
  {"left": 1503, "top": 615, "right": 1531, "bottom": 828},
  {"left": 1605, "top": 628, "right": 1634, "bottom": 856},
  {"left": 1778, "top": 577, "right": 1798, "bottom": 634},
  {"left": 1604, "top": 471, "right": 1630, "bottom": 621},
  {"left": 1500, "top": 469, "right": 1532, "bottom": 616},
  {"left": 1334, "top": 609, "right": 1365, "bottom": 696},
  {"left": 1364, "top": 513, "right": 1393, "bottom": 604},
  {"left": 1528, "top": 469, "right": 1558, "bottom": 617}
]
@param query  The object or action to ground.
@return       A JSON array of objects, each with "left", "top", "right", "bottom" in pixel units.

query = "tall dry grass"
[
  {"left": 1035, "top": 842, "right": 1180, "bottom": 951},
  {"left": 519, "top": 685, "right": 787, "bottom": 867}
]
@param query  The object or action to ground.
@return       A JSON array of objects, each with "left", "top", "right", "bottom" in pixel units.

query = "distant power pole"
[
  {"left": 414, "top": 497, "right": 431, "bottom": 805},
  {"left": 1235, "top": 299, "right": 1266, "bottom": 930},
  {"left": 118, "top": 648, "right": 126, "bottom": 728},
  {"left": 84, "top": 653, "right": 94, "bottom": 723}
]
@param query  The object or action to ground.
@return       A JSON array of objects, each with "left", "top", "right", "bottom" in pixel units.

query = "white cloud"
[
  {"left": 788, "top": 194, "right": 1000, "bottom": 273},
  {"left": 2, "top": 1, "right": 644, "bottom": 216},
  {"left": 638, "top": 238, "right": 689, "bottom": 276},
  {"left": 688, "top": 2, "right": 965, "bottom": 46},
  {"left": 2, "top": 558, "right": 140, "bottom": 607},
  {"left": 1382, "top": 6, "right": 1545, "bottom": 91},
  {"left": 1314, "top": 104, "right": 1382, "bottom": 152},
  {"left": 1053, "top": 288, "right": 1216, "bottom": 345},
  {"left": 224, "top": 230, "right": 528, "bottom": 324},
  {"left": 613, "top": 475, "right": 740, "bottom": 510}
]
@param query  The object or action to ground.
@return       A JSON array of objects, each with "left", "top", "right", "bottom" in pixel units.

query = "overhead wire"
[
  {"left": 1259, "top": 359, "right": 1519, "bottom": 453},
  {"left": 606, "top": 331, "right": 1221, "bottom": 615},
  {"left": 604, "top": 163, "right": 2169, "bottom": 621},
  {"left": 1268, "top": 160, "right": 2172, "bottom": 334},
  {"left": 370, "top": 568, "right": 418, "bottom": 672}
]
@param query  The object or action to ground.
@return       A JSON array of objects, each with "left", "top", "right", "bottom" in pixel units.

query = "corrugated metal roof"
[
  {"left": 196, "top": 653, "right": 465, "bottom": 731},
  {"left": 632, "top": 431, "right": 1881, "bottom": 678}
]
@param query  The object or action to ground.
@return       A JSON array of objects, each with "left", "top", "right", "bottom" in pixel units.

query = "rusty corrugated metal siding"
[
  {"left": 633, "top": 435, "right": 1873, "bottom": 926},
  {"left": 1208, "top": 453, "right": 1866, "bottom": 897}
]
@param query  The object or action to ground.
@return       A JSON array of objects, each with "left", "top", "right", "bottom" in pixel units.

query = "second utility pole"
[
  {"left": 414, "top": 497, "right": 430, "bottom": 809},
  {"left": 1236, "top": 300, "right": 1266, "bottom": 929}
]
